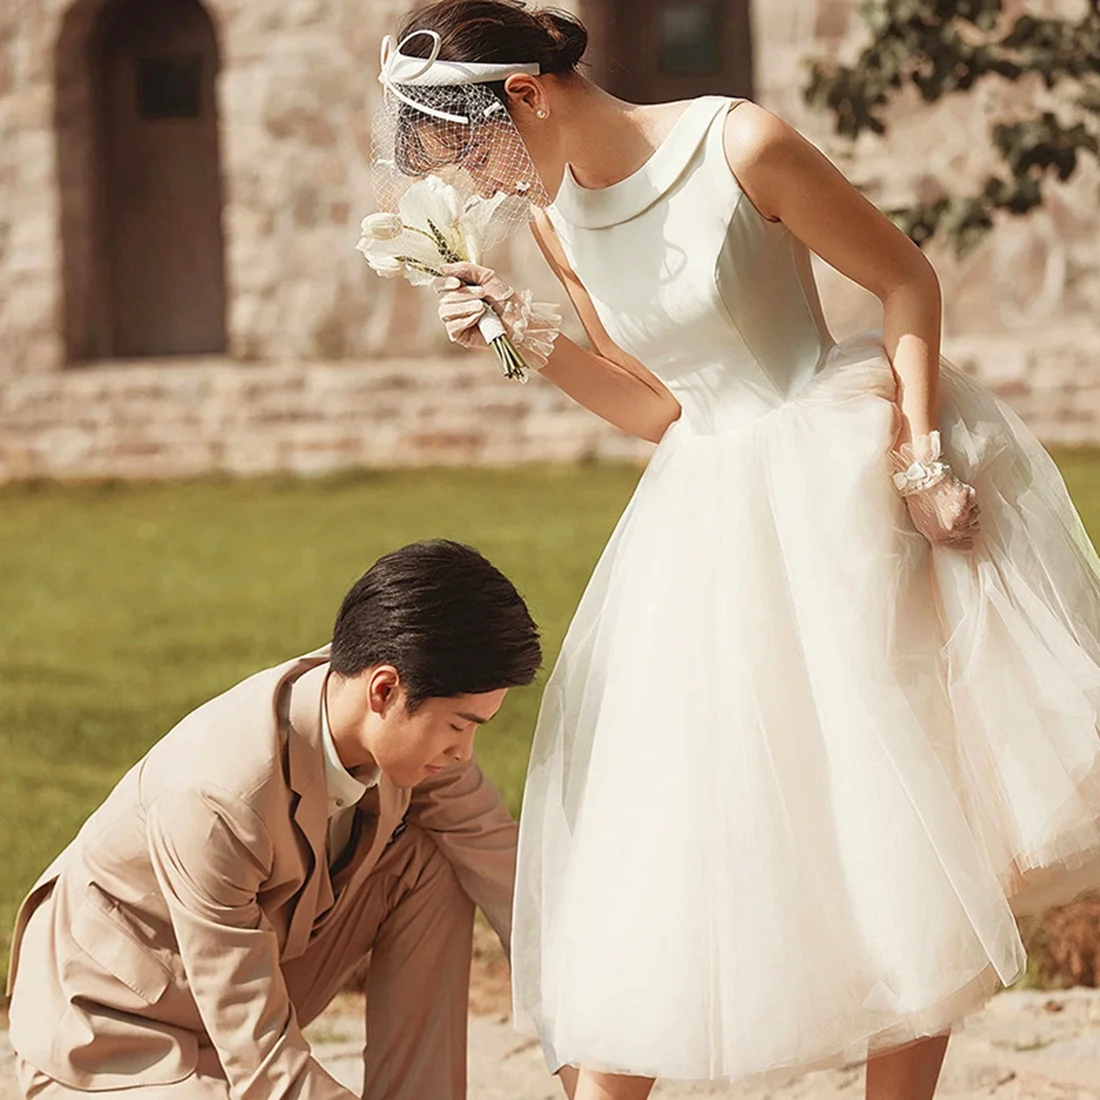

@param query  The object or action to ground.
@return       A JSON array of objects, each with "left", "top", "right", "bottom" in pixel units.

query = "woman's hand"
[
  {"left": 890, "top": 430, "right": 981, "bottom": 549},
  {"left": 432, "top": 262, "right": 511, "bottom": 349},
  {"left": 904, "top": 476, "right": 981, "bottom": 549},
  {"left": 433, "top": 260, "right": 561, "bottom": 369}
]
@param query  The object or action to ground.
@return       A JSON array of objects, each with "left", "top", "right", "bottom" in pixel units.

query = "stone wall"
[
  {"left": 0, "top": 0, "right": 575, "bottom": 375},
  {"left": 1, "top": 0, "right": 428, "bottom": 370},
  {"left": 6, "top": 328, "right": 1100, "bottom": 484},
  {"left": 0, "top": 356, "right": 652, "bottom": 481},
  {"left": 0, "top": 0, "right": 1099, "bottom": 481},
  {"left": 758, "top": 0, "right": 1100, "bottom": 374},
  {"left": 0, "top": 0, "right": 64, "bottom": 375}
]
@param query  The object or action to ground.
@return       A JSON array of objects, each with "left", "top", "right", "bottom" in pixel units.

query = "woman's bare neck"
[{"left": 557, "top": 81, "right": 693, "bottom": 191}]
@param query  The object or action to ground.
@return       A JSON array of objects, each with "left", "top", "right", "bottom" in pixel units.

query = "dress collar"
[{"left": 549, "top": 96, "right": 733, "bottom": 229}]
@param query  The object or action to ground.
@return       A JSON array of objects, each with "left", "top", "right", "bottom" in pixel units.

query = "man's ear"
[{"left": 366, "top": 665, "right": 402, "bottom": 715}]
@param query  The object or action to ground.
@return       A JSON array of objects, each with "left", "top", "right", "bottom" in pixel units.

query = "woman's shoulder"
[
  {"left": 718, "top": 100, "right": 818, "bottom": 224},
  {"left": 721, "top": 99, "right": 798, "bottom": 166}
]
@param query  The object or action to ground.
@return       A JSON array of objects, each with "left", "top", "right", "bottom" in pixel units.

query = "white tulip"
[
  {"left": 356, "top": 247, "right": 406, "bottom": 278},
  {"left": 359, "top": 212, "right": 405, "bottom": 240},
  {"left": 356, "top": 176, "right": 485, "bottom": 284},
  {"left": 398, "top": 176, "right": 463, "bottom": 233}
]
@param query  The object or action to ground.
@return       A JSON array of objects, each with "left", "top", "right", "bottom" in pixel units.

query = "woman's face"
[
  {"left": 462, "top": 121, "right": 536, "bottom": 198},
  {"left": 412, "top": 116, "right": 548, "bottom": 201}
]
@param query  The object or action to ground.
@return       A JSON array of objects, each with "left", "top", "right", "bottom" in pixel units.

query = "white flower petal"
[
  {"left": 358, "top": 226, "right": 441, "bottom": 272},
  {"left": 458, "top": 191, "right": 528, "bottom": 264},
  {"left": 406, "top": 266, "right": 438, "bottom": 287},
  {"left": 396, "top": 176, "right": 470, "bottom": 262},
  {"left": 373, "top": 258, "right": 407, "bottom": 279},
  {"left": 399, "top": 176, "right": 460, "bottom": 235},
  {"left": 360, "top": 212, "right": 405, "bottom": 240}
]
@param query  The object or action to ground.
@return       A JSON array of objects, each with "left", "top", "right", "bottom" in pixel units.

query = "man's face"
[
  {"left": 370, "top": 684, "right": 508, "bottom": 788},
  {"left": 329, "top": 666, "right": 508, "bottom": 789}
]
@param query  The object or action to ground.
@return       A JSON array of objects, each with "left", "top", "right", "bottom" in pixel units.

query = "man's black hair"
[{"left": 331, "top": 539, "right": 541, "bottom": 709}]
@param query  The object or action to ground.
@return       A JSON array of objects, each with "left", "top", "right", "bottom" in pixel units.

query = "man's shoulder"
[{"left": 142, "top": 646, "right": 330, "bottom": 803}]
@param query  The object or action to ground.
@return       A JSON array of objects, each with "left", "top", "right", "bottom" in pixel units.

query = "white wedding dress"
[{"left": 510, "top": 95, "right": 1100, "bottom": 1086}]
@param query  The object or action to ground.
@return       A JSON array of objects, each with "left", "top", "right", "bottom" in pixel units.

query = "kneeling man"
[{"left": 7, "top": 540, "right": 541, "bottom": 1100}]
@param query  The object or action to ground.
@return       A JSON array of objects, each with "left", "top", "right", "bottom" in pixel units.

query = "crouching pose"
[{"left": 7, "top": 540, "right": 541, "bottom": 1100}]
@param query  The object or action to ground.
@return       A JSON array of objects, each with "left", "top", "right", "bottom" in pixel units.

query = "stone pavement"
[{"left": 6, "top": 988, "right": 1100, "bottom": 1099}]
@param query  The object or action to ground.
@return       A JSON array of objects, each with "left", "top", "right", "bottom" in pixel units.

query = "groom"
[{"left": 6, "top": 540, "right": 541, "bottom": 1100}]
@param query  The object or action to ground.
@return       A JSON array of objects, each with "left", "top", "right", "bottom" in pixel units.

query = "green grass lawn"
[
  {"left": 5, "top": 450, "right": 1100, "bottom": 992},
  {"left": 0, "top": 464, "right": 642, "bottom": 989}
]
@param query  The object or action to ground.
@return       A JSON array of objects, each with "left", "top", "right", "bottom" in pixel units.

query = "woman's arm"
[
  {"left": 721, "top": 101, "right": 942, "bottom": 449},
  {"left": 527, "top": 210, "right": 682, "bottom": 445}
]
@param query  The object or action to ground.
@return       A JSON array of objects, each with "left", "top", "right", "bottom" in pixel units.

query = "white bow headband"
[{"left": 379, "top": 29, "right": 541, "bottom": 124}]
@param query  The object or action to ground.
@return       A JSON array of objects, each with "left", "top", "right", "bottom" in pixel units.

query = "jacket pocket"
[{"left": 68, "top": 885, "right": 174, "bottom": 1005}]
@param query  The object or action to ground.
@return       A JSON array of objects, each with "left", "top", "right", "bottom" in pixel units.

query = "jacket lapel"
[
  {"left": 338, "top": 779, "right": 412, "bottom": 902},
  {"left": 283, "top": 660, "right": 335, "bottom": 959}
]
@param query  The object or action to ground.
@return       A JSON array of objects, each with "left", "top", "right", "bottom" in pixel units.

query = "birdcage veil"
[{"left": 371, "top": 29, "right": 553, "bottom": 256}]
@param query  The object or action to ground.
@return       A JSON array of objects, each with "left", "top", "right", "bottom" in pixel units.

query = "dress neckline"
[{"left": 550, "top": 95, "right": 734, "bottom": 229}]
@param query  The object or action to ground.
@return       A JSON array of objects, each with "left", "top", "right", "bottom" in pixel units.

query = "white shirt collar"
[{"left": 320, "top": 679, "right": 377, "bottom": 818}]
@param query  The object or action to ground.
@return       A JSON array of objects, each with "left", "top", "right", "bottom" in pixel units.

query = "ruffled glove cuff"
[
  {"left": 433, "top": 264, "right": 562, "bottom": 376},
  {"left": 501, "top": 289, "right": 563, "bottom": 372},
  {"left": 889, "top": 429, "right": 951, "bottom": 495}
]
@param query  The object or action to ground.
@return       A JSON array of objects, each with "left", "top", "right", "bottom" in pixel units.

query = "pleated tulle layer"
[{"left": 511, "top": 330, "right": 1100, "bottom": 1086}]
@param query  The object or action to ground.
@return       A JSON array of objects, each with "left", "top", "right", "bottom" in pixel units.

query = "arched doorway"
[{"left": 56, "top": 0, "right": 228, "bottom": 361}]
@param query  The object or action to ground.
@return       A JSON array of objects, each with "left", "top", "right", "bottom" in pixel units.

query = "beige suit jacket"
[{"left": 5, "top": 648, "right": 518, "bottom": 1100}]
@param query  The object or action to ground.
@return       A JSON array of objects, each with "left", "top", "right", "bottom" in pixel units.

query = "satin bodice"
[{"left": 547, "top": 95, "right": 836, "bottom": 434}]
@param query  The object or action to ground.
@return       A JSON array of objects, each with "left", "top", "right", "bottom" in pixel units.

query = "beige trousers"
[{"left": 13, "top": 825, "right": 476, "bottom": 1100}]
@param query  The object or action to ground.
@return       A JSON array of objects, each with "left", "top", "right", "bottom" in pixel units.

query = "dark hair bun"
[
  {"left": 535, "top": 8, "right": 587, "bottom": 72},
  {"left": 398, "top": 1, "right": 589, "bottom": 76}
]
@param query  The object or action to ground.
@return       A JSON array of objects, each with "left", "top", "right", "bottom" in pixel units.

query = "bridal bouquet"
[{"left": 357, "top": 175, "right": 551, "bottom": 382}]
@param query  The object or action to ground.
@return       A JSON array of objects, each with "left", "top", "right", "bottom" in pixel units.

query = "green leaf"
[
  {"left": 425, "top": 218, "right": 465, "bottom": 264},
  {"left": 801, "top": 0, "right": 1100, "bottom": 250}
]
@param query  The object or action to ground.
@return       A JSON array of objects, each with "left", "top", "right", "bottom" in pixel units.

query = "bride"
[{"left": 380, "top": 3, "right": 1100, "bottom": 1099}]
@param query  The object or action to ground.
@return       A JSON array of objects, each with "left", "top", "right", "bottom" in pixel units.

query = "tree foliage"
[{"left": 804, "top": 0, "right": 1100, "bottom": 255}]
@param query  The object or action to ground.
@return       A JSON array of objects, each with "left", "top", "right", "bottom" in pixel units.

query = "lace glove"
[
  {"left": 889, "top": 429, "right": 981, "bottom": 549},
  {"left": 433, "top": 260, "right": 562, "bottom": 371}
]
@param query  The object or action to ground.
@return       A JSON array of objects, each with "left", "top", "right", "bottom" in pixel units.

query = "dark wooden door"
[
  {"left": 101, "top": 0, "right": 227, "bottom": 356},
  {"left": 600, "top": 0, "right": 754, "bottom": 105}
]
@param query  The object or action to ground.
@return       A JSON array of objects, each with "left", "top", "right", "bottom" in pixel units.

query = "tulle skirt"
[{"left": 511, "top": 331, "right": 1100, "bottom": 1086}]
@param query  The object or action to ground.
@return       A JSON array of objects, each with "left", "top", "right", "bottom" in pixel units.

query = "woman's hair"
[
  {"left": 390, "top": 2, "right": 588, "bottom": 176},
  {"left": 396, "top": 0, "right": 588, "bottom": 76},
  {"left": 330, "top": 539, "right": 542, "bottom": 709}
]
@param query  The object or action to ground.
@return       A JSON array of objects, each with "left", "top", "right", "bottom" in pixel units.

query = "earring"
[{"left": 537, "top": 109, "right": 547, "bottom": 119}]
